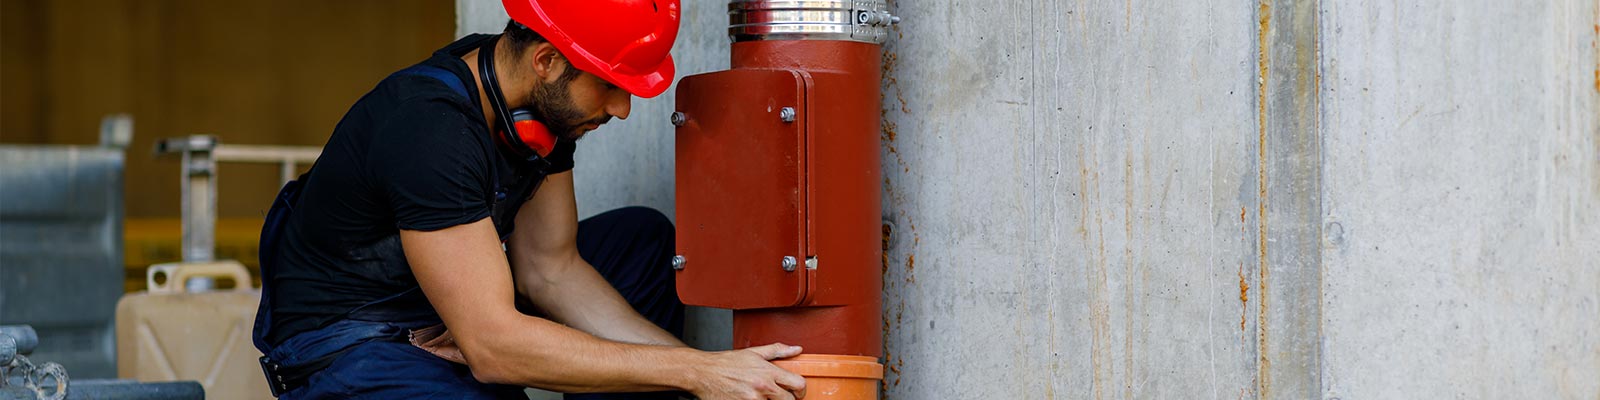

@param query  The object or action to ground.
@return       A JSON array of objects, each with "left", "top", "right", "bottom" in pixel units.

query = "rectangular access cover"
[{"left": 674, "top": 69, "right": 810, "bottom": 310}]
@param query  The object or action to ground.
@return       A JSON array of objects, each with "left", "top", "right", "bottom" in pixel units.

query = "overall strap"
[
  {"left": 397, "top": 64, "right": 511, "bottom": 240},
  {"left": 397, "top": 65, "right": 470, "bottom": 99}
]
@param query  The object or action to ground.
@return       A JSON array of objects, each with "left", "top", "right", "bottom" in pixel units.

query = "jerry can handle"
[{"left": 147, "top": 261, "right": 254, "bottom": 294}]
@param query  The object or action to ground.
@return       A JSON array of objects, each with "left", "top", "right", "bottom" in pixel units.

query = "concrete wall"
[
  {"left": 461, "top": 0, "right": 1600, "bottom": 398},
  {"left": 1318, "top": 2, "right": 1600, "bottom": 398},
  {"left": 879, "top": 2, "right": 1276, "bottom": 397}
]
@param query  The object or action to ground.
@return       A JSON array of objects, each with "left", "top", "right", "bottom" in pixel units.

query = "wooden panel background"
[{"left": 2, "top": 0, "right": 456, "bottom": 218}]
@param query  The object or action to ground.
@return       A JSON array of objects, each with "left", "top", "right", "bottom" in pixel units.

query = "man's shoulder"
[
  {"left": 360, "top": 71, "right": 486, "bottom": 143},
  {"left": 385, "top": 93, "right": 475, "bottom": 126},
  {"left": 374, "top": 75, "right": 474, "bottom": 115}
]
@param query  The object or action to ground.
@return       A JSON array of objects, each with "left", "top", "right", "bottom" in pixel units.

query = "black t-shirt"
[{"left": 265, "top": 34, "right": 576, "bottom": 345}]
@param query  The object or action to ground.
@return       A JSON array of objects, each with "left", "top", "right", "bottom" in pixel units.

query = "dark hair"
[
  {"left": 502, "top": 19, "right": 583, "bottom": 82},
  {"left": 502, "top": 20, "right": 547, "bottom": 52}
]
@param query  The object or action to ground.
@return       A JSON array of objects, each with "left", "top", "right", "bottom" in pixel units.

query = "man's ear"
[{"left": 528, "top": 42, "right": 568, "bottom": 84}]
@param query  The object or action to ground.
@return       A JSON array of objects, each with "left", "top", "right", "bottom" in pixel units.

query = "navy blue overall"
[{"left": 253, "top": 66, "right": 684, "bottom": 399}]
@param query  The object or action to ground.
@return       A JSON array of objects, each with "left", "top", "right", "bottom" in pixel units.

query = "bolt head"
[
  {"left": 781, "top": 256, "right": 797, "bottom": 272},
  {"left": 672, "top": 255, "right": 686, "bottom": 270},
  {"left": 670, "top": 111, "right": 687, "bottom": 126},
  {"left": 779, "top": 107, "right": 796, "bottom": 123}
]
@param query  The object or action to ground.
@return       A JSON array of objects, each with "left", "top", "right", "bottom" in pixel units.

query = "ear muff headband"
[{"left": 479, "top": 35, "right": 546, "bottom": 160}]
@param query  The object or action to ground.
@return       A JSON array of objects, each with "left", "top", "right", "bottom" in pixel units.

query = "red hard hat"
[{"left": 504, "top": 0, "right": 681, "bottom": 98}]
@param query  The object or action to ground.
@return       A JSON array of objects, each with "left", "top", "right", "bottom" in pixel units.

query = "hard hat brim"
[{"left": 569, "top": 52, "right": 675, "bottom": 99}]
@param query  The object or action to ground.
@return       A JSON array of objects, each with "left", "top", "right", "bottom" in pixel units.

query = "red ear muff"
[
  {"left": 480, "top": 36, "right": 557, "bottom": 161},
  {"left": 509, "top": 110, "right": 556, "bottom": 158}
]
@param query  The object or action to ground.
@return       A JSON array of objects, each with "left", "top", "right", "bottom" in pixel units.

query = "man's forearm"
[
  {"left": 517, "top": 253, "right": 684, "bottom": 347},
  {"left": 464, "top": 310, "right": 702, "bottom": 392},
  {"left": 403, "top": 219, "right": 703, "bottom": 393}
]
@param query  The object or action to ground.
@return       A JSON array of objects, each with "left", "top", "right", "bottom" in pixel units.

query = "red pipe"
[
  {"left": 673, "top": 3, "right": 896, "bottom": 398},
  {"left": 726, "top": 40, "right": 884, "bottom": 357}
]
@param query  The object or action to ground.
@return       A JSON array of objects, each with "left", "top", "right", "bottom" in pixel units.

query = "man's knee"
[
  {"left": 579, "top": 206, "right": 677, "bottom": 282},
  {"left": 588, "top": 206, "right": 675, "bottom": 254},
  {"left": 617, "top": 207, "right": 675, "bottom": 275},
  {"left": 610, "top": 206, "right": 673, "bottom": 239}
]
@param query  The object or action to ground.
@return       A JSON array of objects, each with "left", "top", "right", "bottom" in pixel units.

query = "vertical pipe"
[
  {"left": 279, "top": 160, "right": 296, "bottom": 184},
  {"left": 728, "top": 40, "right": 885, "bottom": 357},
  {"left": 180, "top": 140, "right": 216, "bottom": 264},
  {"left": 677, "top": 3, "right": 899, "bottom": 397}
]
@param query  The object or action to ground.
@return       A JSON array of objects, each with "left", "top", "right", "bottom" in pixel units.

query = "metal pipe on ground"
[
  {"left": 0, "top": 380, "right": 205, "bottom": 400},
  {"left": 0, "top": 326, "right": 38, "bottom": 359},
  {"left": 65, "top": 380, "right": 205, "bottom": 400}
]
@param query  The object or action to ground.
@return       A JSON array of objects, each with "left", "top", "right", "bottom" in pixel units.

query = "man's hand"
[{"left": 690, "top": 343, "right": 808, "bottom": 400}]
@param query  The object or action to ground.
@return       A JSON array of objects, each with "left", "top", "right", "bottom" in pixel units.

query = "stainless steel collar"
[{"left": 729, "top": 0, "right": 900, "bottom": 44}]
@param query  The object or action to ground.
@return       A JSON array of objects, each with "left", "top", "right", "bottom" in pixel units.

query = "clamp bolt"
[
  {"left": 856, "top": 10, "right": 899, "bottom": 26},
  {"left": 670, "top": 112, "right": 688, "bottom": 127},
  {"left": 672, "top": 255, "right": 686, "bottom": 270},
  {"left": 781, "top": 256, "right": 798, "bottom": 272},
  {"left": 779, "top": 107, "right": 796, "bottom": 123}
]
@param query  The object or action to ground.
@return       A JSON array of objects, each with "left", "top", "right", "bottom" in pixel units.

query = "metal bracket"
[
  {"left": 155, "top": 135, "right": 219, "bottom": 263},
  {"left": 849, "top": 0, "right": 895, "bottom": 44},
  {"left": 156, "top": 135, "right": 321, "bottom": 266}
]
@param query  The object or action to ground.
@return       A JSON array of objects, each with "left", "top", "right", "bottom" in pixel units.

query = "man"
[{"left": 251, "top": 1, "right": 807, "bottom": 399}]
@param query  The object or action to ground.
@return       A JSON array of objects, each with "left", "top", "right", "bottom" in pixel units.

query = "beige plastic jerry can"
[{"left": 115, "top": 260, "right": 272, "bottom": 399}]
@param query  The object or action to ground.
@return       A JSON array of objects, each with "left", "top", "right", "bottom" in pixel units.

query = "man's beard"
[{"left": 527, "top": 79, "right": 609, "bottom": 141}]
